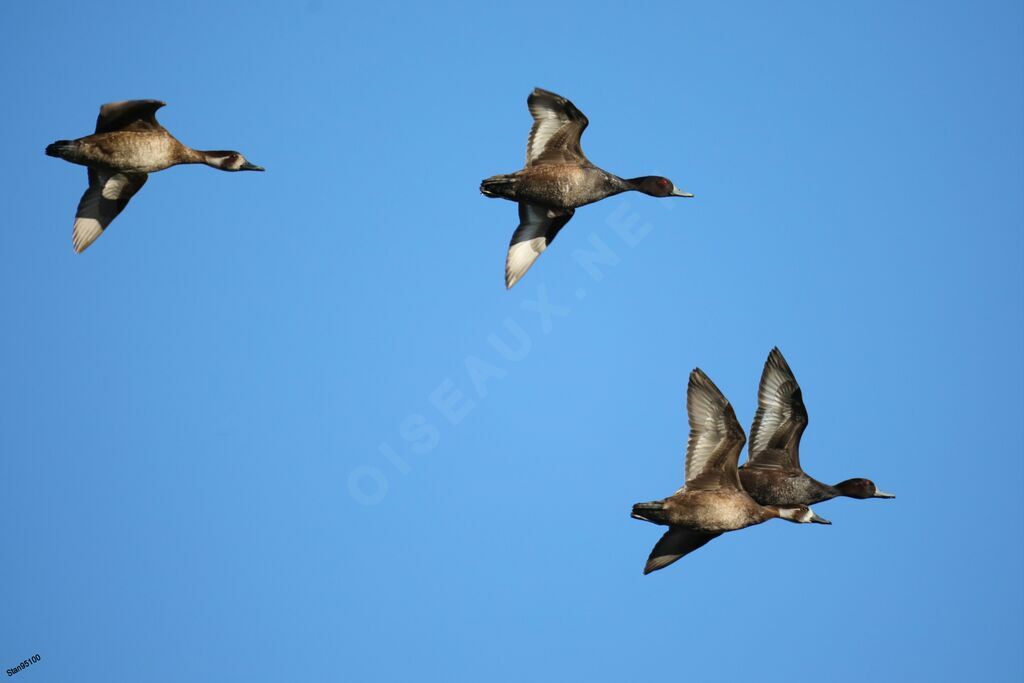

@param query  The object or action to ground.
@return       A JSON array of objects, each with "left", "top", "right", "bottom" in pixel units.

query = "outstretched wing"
[
  {"left": 95, "top": 100, "right": 166, "bottom": 134},
  {"left": 746, "top": 348, "right": 808, "bottom": 471},
  {"left": 683, "top": 369, "right": 747, "bottom": 491},
  {"left": 505, "top": 203, "right": 574, "bottom": 289},
  {"left": 643, "top": 528, "right": 721, "bottom": 575},
  {"left": 73, "top": 170, "right": 148, "bottom": 252},
  {"left": 525, "top": 88, "right": 590, "bottom": 167}
]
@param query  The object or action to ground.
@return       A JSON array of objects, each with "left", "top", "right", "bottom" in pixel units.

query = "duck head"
[
  {"left": 834, "top": 478, "right": 895, "bottom": 500},
  {"left": 776, "top": 504, "right": 831, "bottom": 525},
  {"left": 202, "top": 150, "right": 265, "bottom": 172},
  {"left": 627, "top": 176, "right": 693, "bottom": 198}
]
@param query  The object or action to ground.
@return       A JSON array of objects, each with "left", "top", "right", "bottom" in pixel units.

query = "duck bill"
[
  {"left": 873, "top": 490, "right": 896, "bottom": 499},
  {"left": 240, "top": 162, "right": 265, "bottom": 171},
  {"left": 810, "top": 512, "right": 832, "bottom": 525},
  {"left": 670, "top": 187, "right": 694, "bottom": 197}
]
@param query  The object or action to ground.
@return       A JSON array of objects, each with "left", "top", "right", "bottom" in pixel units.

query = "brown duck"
[
  {"left": 631, "top": 368, "right": 830, "bottom": 575},
  {"left": 481, "top": 88, "right": 693, "bottom": 289},
  {"left": 45, "top": 100, "right": 264, "bottom": 253}
]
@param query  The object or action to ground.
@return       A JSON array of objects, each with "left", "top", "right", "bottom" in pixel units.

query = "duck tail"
[
  {"left": 480, "top": 173, "right": 518, "bottom": 200},
  {"left": 45, "top": 140, "right": 76, "bottom": 159},
  {"left": 631, "top": 500, "right": 667, "bottom": 524}
]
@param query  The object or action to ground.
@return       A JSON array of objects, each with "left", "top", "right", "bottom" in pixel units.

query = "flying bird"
[
  {"left": 45, "top": 100, "right": 264, "bottom": 253},
  {"left": 738, "top": 348, "right": 896, "bottom": 506},
  {"left": 481, "top": 88, "right": 693, "bottom": 289},
  {"left": 632, "top": 369, "right": 830, "bottom": 575}
]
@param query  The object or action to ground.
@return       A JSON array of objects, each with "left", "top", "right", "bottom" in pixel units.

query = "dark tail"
[
  {"left": 45, "top": 140, "right": 75, "bottom": 159},
  {"left": 480, "top": 173, "right": 518, "bottom": 199},
  {"left": 631, "top": 500, "right": 667, "bottom": 524}
]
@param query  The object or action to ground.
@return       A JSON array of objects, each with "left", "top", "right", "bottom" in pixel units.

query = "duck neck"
[
  {"left": 619, "top": 176, "right": 649, "bottom": 193},
  {"left": 796, "top": 475, "right": 839, "bottom": 504},
  {"left": 588, "top": 174, "right": 638, "bottom": 200},
  {"left": 177, "top": 146, "right": 209, "bottom": 165}
]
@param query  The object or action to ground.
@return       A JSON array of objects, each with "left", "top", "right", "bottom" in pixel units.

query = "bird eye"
[{"left": 658, "top": 178, "right": 668, "bottom": 186}]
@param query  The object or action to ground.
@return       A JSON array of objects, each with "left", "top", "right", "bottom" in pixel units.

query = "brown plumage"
[
  {"left": 631, "top": 369, "right": 830, "bottom": 575},
  {"left": 738, "top": 348, "right": 896, "bottom": 506},
  {"left": 480, "top": 88, "right": 694, "bottom": 289},
  {"left": 45, "top": 100, "right": 264, "bottom": 253}
]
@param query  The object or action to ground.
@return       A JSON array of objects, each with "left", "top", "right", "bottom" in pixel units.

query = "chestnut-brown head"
[
  {"left": 628, "top": 176, "right": 693, "bottom": 198},
  {"left": 834, "top": 478, "right": 896, "bottom": 500}
]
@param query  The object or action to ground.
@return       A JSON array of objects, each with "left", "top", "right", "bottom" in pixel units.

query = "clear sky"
[{"left": 1, "top": 1, "right": 1022, "bottom": 681}]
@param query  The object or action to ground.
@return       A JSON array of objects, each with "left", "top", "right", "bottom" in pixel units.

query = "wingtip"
[
  {"left": 688, "top": 369, "right": 734, "bottom": 413},
  {"left": 529, "top": 87, "right": 564, "bottom": 103},
  {"left": 688, "top": 368, "right": 711, "bottom": 396},
  {"left": 764, "top": 347, "right": 795, "bottom": 379},
  {"left": 642, "top": 558, "right": 671, "bottom": 575}
]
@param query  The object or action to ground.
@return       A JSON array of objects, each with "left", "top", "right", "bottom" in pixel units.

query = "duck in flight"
[
  {"left": 631, "top": 368, "right": 830, "bottom": 575},
  {"left": 45, "top": 100, "right": 264, "bottom": 253},
  {"left": 481, "top": 88, "right": 693, "bottom": 289},
  {"left": 738, "top": 348, "right": 896, "bottom": 506}
]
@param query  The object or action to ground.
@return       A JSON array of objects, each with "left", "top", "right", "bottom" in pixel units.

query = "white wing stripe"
[
  {"left": 101, "top": 173, "right": 132, "bottom": 200},
  {"left": 72, "top": 217, "right": 104, "bottom": 253},
  {"left": 505, "top": 237, "right": 547, "bottom": 289}
]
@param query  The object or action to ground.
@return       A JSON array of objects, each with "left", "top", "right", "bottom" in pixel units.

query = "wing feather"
[
  {"left": 505, "top": 203, "right": 574, "bottom": 288},
  {"left": 643, "top": 528, "right": 721, "bottom": 574},
  {"left": 683, "top": 369, "right": 746, "bottom": 491},
  {"left": 95, "top": 100, "right": 166, "bottom": 134},
  {"left": 746, "top": 348, "right": 808, "bottom": 471},
  {"left": 525, "top": 88, "right": 589, "bottom": 167},
  {"left": 73, "top": 171, "right": 148, "bottom": 252}
]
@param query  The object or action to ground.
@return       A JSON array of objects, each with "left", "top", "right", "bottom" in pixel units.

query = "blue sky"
[{"left": 1, "top": 1, "right": 1022, "bottom": 681}]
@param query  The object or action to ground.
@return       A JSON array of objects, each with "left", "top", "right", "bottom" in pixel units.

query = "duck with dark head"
[
  {"left": 737, "top": 348, "right": 896, "bottom": 507},
  {"left": 631, "top": 368, "right": 830, "bottom": 575},
  {"left": 480, "top": 88, "right": 693, "bottom": 289}
]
